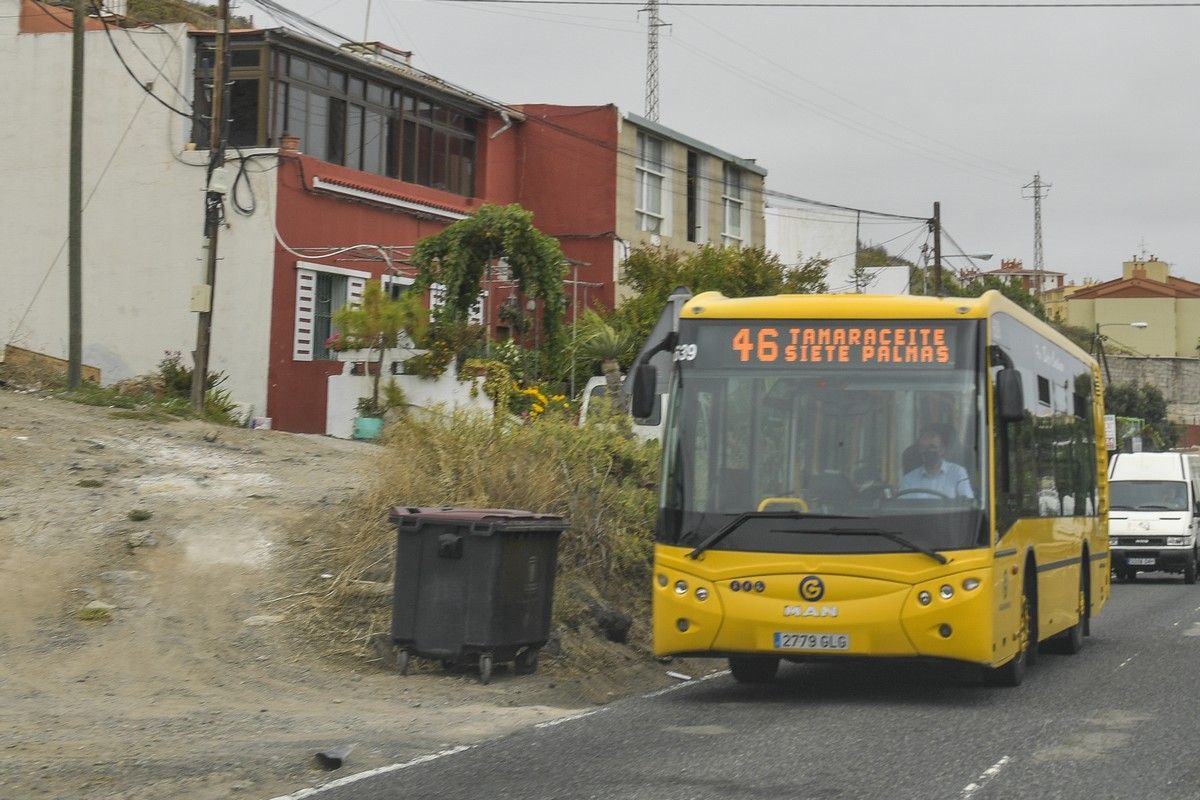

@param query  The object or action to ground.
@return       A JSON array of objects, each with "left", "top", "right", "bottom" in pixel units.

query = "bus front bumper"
[{"left": 653, "top": 561, "right": 994, "bottom": 665}]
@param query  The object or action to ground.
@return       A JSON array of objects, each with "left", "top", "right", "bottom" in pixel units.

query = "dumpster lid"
[{"left": 388, "top": 506, "right": 564, "bottom": 524}]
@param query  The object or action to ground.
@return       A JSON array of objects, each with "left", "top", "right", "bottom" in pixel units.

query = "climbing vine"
[{"left": 411, "top": 204, "right": 567, "bottom": 358}]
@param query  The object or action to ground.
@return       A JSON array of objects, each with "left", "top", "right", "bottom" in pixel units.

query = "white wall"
[
  {"left": 764, "top": 204, "right": 909, "bottom": 295},
  {"left": 0, "top": 3, "right": 278, "bottom": 417},
  {"left": 326, "top": 357, "right": 492, "bottom": 438}
]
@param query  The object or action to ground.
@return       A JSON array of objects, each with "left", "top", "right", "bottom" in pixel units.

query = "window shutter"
[
  {"left": 347, "top": 275, "right": 366, "bottom": 308},
  {"left": 293, "top": 268, "right": 317, "bottom": 361}
]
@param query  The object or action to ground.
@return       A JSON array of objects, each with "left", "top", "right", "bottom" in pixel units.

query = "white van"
[
  {"left": 578, "top": 375, "right": 665, "bottom": 443},
  {"left": 1107, "top": 452, "right": 1200, "bottom": 583}
]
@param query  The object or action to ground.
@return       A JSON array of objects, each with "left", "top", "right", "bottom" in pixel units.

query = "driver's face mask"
[{"left": 920, "top": 446, "right": 942, "bottom": 469}]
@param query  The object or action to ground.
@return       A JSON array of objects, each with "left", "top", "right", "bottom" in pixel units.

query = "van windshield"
[{"left": 1110, "top": 480, "right": 1190, "bottom": 511}]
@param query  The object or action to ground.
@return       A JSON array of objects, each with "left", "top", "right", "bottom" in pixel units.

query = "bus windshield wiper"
[
  {"left": 768, "top": 526, "right": 949, "bottom": 564},
  {"left": 687, "top": 511, "right": 867, "bottom": 559}
]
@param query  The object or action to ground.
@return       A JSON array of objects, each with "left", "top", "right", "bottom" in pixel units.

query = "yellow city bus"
[{"left": 630, "top": 289, "right": 1109, "bottom": 686}]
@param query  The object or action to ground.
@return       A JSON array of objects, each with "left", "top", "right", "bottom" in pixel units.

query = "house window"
[
  {"left": 192, "top": 42, "right": 269, "bottom": 148},
  {"left": 293, "top": 264, "right": 367, "bottom": 361},
  {"left": 276, "top": 62, "right": 475, "bottom": 193},
  {"left": 636, "top": 132, "right": 665, "bottom": 234},
  {"left": 686, "top": 150, "right": 704, "bottom": 243},
  {"left": 313, "top": 273, "right": 348, "bottom": 360},
  {"left": 721, "top": 163, "right": 744, "bottom": 246}
]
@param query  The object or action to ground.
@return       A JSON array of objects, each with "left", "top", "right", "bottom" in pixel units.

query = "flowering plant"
[
  {"left": 324, "top": 332, "right": 370, "bottom": 353},
  {"left": 510, "top": 383, "right": 570, "bottom": 420}
]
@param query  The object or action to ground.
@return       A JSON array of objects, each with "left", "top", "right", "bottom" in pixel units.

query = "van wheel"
[
  {"left": 729, "top": 655, "right": 780, "bottom": 684},
  {"left": 988, "top": 587, "right": 1032, "bottom": 686},
  {"left": 1185, "top": 557, "right": 1197, "bottom": 585}
]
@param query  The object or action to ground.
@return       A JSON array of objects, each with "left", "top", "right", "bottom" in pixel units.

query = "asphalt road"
[{"left": 287, "top": 574, "right": 1200, "bottom": 800}]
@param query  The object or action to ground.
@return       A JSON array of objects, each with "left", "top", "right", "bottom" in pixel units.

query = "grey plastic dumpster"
[{"left": 388, "top": 506, "right": 567, "bottom": 684}]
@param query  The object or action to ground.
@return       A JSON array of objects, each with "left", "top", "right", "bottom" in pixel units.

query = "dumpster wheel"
[
  {"left": 479, "top": 652, "right": 494, "bottom": 684},
  {"left": 514, "top": 647, "right": 539, "bottom": 675}
]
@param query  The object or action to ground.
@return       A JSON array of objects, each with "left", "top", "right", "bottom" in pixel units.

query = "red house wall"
[
  {"left": 512, "top": 105, "right": 620, "bottom": 311},
  {"left": 266, "top": 106, "right": 623, "bottom": 434},
  {"left": 267, "top": 151, "right": 514, "bottom": 433}
]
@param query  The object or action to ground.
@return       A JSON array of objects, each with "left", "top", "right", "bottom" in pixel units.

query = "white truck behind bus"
[
  {"left": 1108, "top": 452, "right": 1200, "bottom": 583},
  {"left": 578, "top": 375, "right": 665, "bottom": 443}
]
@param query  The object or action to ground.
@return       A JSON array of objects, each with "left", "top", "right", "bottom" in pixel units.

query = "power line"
[
  {"left": 671, "top": 6, "right": 1025, "bottom": 179},
  {"left": 430, "top": 0, "right": 1200, "bottom": 7}
]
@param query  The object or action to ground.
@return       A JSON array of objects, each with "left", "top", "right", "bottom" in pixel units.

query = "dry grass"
[{"left": 293, "top": 409, "right": 661, "bottom": 664}]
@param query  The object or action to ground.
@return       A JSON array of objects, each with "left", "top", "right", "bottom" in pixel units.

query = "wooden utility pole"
[
  {"left": 931, "top": 201, "right": 943, "bottom": 297},
  {"left": 190, "top": 0, "right": 229, "bottom": 410},
  {"left": 67, "top": 0, "right": 86, "bottom": 388}
]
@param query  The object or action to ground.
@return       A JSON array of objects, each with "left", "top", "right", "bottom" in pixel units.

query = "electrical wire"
[
  {"left": 429, "top": 0, "right": 1200, "bottom": 7},
  {"left": 671, "top": 6, "right": 1026, "bottom": 180},
  {"left": 92, "top": 2, "right": 193, "bottom": 118},
  {"left": 670, "top": 37, "right": 1018, "bottom": 184}
]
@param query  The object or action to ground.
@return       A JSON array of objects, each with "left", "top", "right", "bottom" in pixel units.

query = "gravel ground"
[{"left": 0, "top": 389, "right": 700, "bottom": 799}]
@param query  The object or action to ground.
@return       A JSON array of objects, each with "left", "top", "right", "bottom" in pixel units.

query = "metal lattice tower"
[
  {"left": 1022, "top": 172, "right": 1052, "bottom": 298},
  {"left": 643, "top": 0, "right": 665, "bottom": 121}
]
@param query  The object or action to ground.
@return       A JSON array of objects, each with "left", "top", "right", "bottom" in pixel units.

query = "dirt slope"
[{"left": 0, "top": 390, "right": 692, "bottom": 800}]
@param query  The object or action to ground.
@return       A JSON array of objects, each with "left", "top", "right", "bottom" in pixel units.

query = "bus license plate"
[
  {"left": 773, "top": 632, "right": 850, "bottom": 651},
  {"left": 1127, "top": 557, "right": 1156, "bottom": 565}
]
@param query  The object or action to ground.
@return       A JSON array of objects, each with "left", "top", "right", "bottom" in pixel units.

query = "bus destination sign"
[{"left": 687, "top": 321, "right": 965, "bottom": 369}]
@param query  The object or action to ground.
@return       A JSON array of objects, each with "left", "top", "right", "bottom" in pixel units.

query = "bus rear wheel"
[{"left": 729, "top": 655, "right": 780, "bottom": 684}]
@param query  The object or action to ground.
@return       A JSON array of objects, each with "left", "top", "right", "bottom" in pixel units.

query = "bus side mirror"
[
  {"left": 996, "top": 368, "right": 1024, "bottom": 423},
  {"left": 631, "top": 364, "right": 657, "bottom": 420}
]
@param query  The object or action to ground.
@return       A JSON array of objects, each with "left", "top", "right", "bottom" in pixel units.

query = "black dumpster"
[{"left": 388, "top": 506, "right": 567, "bottom": 684}]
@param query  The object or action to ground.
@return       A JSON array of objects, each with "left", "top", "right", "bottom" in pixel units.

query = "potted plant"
[{"left": 333, "top": 280, "right": 425, "bottom": 440}]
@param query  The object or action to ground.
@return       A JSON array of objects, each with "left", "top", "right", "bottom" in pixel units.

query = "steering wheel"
[
  {"left": 885, "top": 488, "right": 954, "bottom": 502},
  {"left": 757, "top": 496, "right": 809, "bottom": 512}
]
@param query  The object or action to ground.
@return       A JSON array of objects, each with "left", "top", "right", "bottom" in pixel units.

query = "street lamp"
[{"left": 1094, "top": 321, "right": 1149, "bottom": 383}]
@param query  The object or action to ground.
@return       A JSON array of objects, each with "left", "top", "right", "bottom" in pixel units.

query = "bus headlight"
[
  {"left": 939, "top": 584, "right": 954, "bottom": 600},
  {"left": 918, "top": 591, "right": 932, "bottom": 605},
  {"left": 1168, "top": 537, "right": 1186, "bottom": 546},
  {"left": 962, "top": 577, "right": 981, "bottom": 591},
  {"left": 695, "top": 587, "right": 709, "bottom": 601},
  {"left": 1110, "top": 537, "right": 1118, "bottom": 547},
  {"left": 657, "top": 574, "right": 668, "bottom": 587},
  {"left": 674, "top": 580, "right": 688, "bottom": 595}
]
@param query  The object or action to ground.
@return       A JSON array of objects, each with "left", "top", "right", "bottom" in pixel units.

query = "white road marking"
[
  {"left": 959, "top": 755, "right": 1012, "bottom": 799},
  {"left": 534, "top": 709, "right": 608, "bottom": 728},
  {"left": 640, "top": 668, "right": 731, "bottom": 698},
  {"left": 266, "top": 745, "right": 473, "bottom": 800},
  {"left": 1116, "top": 653, "right": 1139, "bottom": 669}
]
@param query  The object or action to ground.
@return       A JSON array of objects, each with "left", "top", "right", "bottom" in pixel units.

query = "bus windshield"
[{"left": 659, "top": 318, "right": 989, "bottom": 556}]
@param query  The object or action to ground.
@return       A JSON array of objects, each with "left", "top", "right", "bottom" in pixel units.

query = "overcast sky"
[{"left": 252, "top": 0, "right": 1200, "bottom": 285}]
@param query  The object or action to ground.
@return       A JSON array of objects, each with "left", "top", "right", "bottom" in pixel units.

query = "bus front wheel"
[
  {"left": 988, "top": 587, "right": 1033, "bottom": 687},
  {"left": 729, "top": 655, "right": 780, "bottom": 684}
]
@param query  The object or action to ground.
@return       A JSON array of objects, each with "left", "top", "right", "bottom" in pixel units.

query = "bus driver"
[{"left": 900, "top": 428, "right": 974, "bottom": 499}]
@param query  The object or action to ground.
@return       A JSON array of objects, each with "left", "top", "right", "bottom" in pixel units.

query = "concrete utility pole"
[
  {"left": 67, "top": 0, "right": 86, "bottom": 388},
  {"left": 191, "top": 0, "right": 230, "bottom": 411},
  {"left": 1022, "top": 172, "right": 1051, "bottom": 300}
]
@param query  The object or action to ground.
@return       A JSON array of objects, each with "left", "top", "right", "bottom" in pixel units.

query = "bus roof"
[{"left": 681, "top": 289, "right": 1096, "bottom": 367}]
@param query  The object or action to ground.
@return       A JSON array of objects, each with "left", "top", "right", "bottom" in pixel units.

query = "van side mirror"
[
  {"left": 631, "top": 364, "right": 657, "bottom": 419},
  {"left": 996, "top": 368, "right": 1024, "bottom": 423}
]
